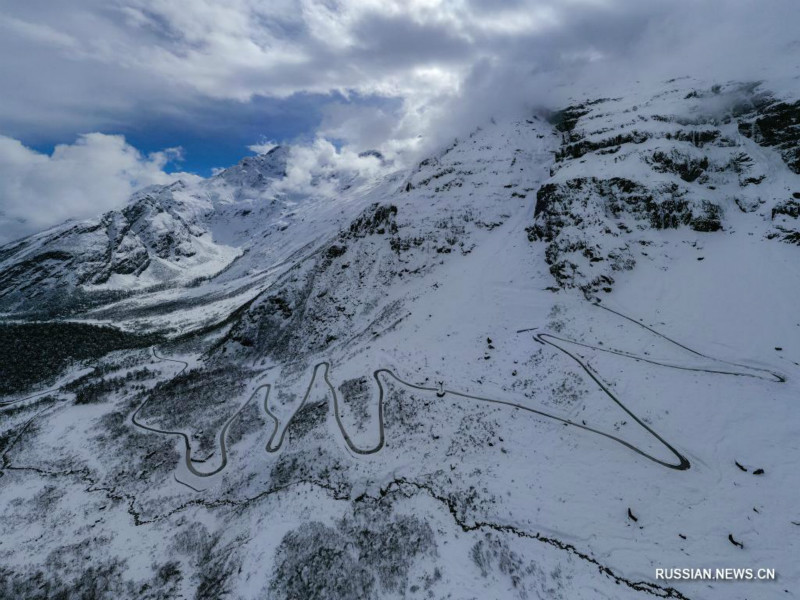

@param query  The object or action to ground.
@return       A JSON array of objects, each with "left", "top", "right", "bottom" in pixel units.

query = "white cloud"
[
  {"left": 0, "top": 15, "right": 79, "bottom": 50},
  {"left": 0, "top": 133, "right": 199, "bottom": 244},
  {"left": 270, "top": 138, "right": 386, "bottom": 198},
  {"left": 248, "top": 140, "right": 278, "bottom": 154}
]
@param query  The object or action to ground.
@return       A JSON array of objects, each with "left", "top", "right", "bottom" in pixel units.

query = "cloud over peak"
[
  {"left": 0, "top": 0, "right": 798, "bottom": 242},
  {"left": 0, "top": 133, "right": 197, "bottom": 244}
]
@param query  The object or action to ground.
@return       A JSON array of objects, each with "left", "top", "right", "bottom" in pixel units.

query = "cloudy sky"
[{"left": 0, "top": 0, "right": 797, "bottom": 242}]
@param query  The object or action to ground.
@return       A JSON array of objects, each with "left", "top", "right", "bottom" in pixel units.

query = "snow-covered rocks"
[{"left": 528, "top": 81, "right": 800, "bottom": 295}]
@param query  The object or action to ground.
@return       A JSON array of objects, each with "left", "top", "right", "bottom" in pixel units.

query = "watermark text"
[{"left": 655, "top": 567, "right": 776, "bottom": 581}]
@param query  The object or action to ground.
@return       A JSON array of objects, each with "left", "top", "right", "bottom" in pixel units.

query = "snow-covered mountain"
[
  {"left": 2, "top": 78, "right": 799, "bottom": 599},
  {"left": 532, "top": 80, "right": 800, "bottom": 296}
]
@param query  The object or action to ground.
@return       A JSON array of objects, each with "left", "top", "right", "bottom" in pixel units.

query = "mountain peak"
[{"left": 214, "top": 145, "right": 290, "bottom": 189}]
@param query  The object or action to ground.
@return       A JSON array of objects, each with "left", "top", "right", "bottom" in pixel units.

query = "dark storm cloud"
[{"left": 346, "top": 13, "right": 472, "bottom": 67}]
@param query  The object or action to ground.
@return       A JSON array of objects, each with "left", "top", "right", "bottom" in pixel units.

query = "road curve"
[
  {"left": 528, "top": 333, "right": 690, "bottom": 470},
  {"left": 264, "top": 362, "right": 386, "bottom": 455},
  {"left": 592, "top": 303, "right": 786, "bottom": 383},
  {"left": 259, "top": 362, "right": 690, "bottom": 470},
  {"left": 132, "top": 348, "right": 266, "bottom": 478},
  {"left": 380, "top": 367, "right": 690, "bottom": 470}
]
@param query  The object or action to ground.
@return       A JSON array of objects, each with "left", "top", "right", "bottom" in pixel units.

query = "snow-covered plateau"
[{"left": 1, "top": 78, "right": 799, "bottom": 599}]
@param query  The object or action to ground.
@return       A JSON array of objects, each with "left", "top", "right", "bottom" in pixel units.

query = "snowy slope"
[{"left": 1, "top": 79, "right": 799, "bottom": 600}]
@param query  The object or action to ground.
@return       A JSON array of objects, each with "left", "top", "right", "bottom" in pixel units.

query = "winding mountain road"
[
  {"left": 139, "top": 305, "right": 786, "bottom": 482},
  {"left": 261, "top": 361, "right": 691, "bottom": 470},
  {"left": 132, "top": 349, "right": 267, "bottom": 478}
]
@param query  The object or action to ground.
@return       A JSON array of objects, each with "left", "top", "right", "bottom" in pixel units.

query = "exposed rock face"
[
  {"left": 93, "top": 192, "right": 208, "bottom": 284},
  {"left": 770, "top": 198, "right": 800, "bottom": 244},
  {"left": 526, "top": 82, "right": 799, "bottom": 295},
  {"left": 0, "top": 182, "right": 224, "bottom": 313},
  {"left": 738, "top": 98, "right": 800, "bottom": 173},
  {"left": 528, "top": 179, "right": 638, "bottom": 294}
]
